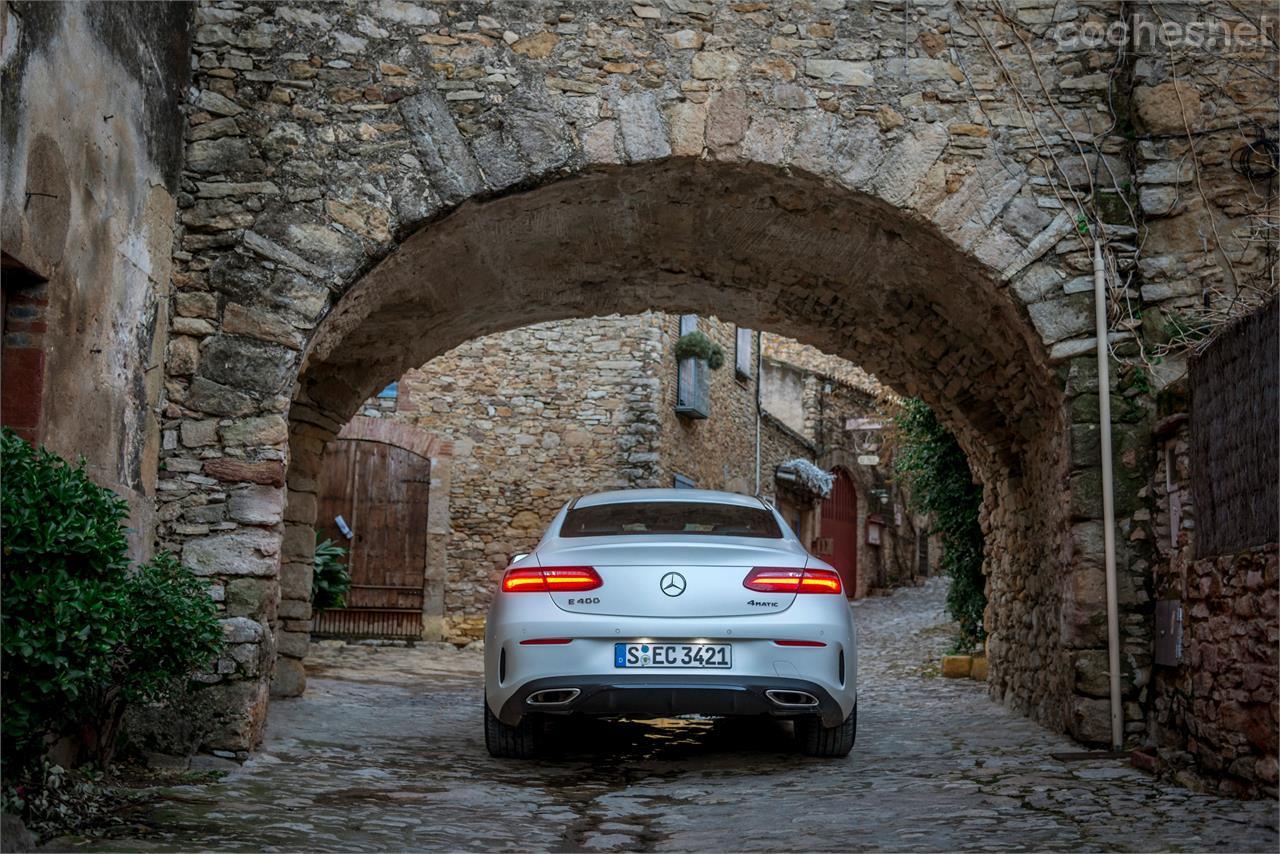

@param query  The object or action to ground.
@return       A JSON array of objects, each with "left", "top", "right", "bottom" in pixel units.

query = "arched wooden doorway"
[
  {"left": 313, "top": 418, "right": 449, "bottom": 640},
  {"left": 819, "top": 468, "right": 858, "bottom": 598}
]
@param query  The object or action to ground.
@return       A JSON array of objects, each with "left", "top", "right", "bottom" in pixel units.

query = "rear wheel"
[
  {"left": 484, "top": 697, "right": 544, "bottom": 758},
  {"left": 796, "top": 703, "right": 856, "bottom": 757}
]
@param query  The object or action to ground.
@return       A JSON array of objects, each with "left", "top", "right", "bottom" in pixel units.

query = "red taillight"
[
  {"left": 519, "top": 638, "right": 573, "bottom": 645},
  {"left": 773, "top": 639, "right": 828, "bottom": 647},
  {"left": 502, "top": 568, "right": 550, "bottom": 592},
  {"left": 743, "top": 566, "right": 843, "bottom": 595},
  {"left": 501, "top": 566, "right": 602, "bottom": 593},
  {"left": 797, "top": 568, "right": 842, "bottom": 594}
]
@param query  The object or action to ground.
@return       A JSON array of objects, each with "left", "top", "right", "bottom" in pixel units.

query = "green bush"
[
  {"left": 0, "top": 429, "right": 222, "bottom": 772},
  {"left": 674, "top": 330, "right": 726, "bottom": 370},
  {"left": 119, "top": 551, "right": 223, "bottom": 706},
  {"left": 312, "top": 535, "right": 350, "bottom": 612},
  {"left": 892, "top": 399, "right": 987, "bottom": 649}
]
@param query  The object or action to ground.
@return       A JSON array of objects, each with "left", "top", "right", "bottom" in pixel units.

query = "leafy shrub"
[
  {"left": 891, "top": 400, "right": 987, "bottom": 649},
  {"left": 116, "top": 552, "right": 223, "bottom": 707},
  {"left": 674, "top": 330, "right": 726, "bottom": 370},
  {"left": 0, "top": 429, "right": 222, "bottom": 773},
  {"left": 312, "top": 535, "right": 350, "bottom": 612}
]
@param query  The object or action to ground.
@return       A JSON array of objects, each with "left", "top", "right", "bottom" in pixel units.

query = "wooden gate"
[
  {"left": 313, "top": 438, "right": 432, "bottom": 639},
  {"left": 819, "top": 468, "right": 857, "bottom": 598}
]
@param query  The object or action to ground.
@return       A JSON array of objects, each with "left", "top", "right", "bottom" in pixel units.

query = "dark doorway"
[{"left": 1, "top": 252, "right": 49, "bottom": 443}]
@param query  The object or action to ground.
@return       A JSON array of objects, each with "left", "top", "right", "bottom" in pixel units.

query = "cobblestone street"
[{"left": 83, "top": 581, "right": 1276, "bottom": 852}]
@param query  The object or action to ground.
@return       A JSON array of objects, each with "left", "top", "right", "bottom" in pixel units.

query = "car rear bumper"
[{"left": 497, "top": 674, "right": 846, "bottom": 727}]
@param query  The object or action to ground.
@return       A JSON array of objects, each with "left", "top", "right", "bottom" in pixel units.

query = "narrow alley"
[{"left": 74, "top": 582, "right": 1277, "bottom": 852}]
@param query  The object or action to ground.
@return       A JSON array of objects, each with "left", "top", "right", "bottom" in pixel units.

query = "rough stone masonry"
[{"left": 113, "top": 0, "right": 1276, "bottom": 760}]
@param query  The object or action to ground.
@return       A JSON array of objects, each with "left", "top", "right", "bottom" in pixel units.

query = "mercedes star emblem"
[{"left": 660, "top": 572, "right": 687, "bottom": 597}]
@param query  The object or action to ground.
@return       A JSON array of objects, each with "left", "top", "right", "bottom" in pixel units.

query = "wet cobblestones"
[{"left": 77, "top": 580, "right": 1277, "bottom": 851}]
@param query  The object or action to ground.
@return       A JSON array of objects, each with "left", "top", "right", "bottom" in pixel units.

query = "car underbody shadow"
[{"left": 536, "top": 714, "right": 800, "bottom": 763}]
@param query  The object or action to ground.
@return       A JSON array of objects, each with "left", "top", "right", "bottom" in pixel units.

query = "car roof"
[{"left": 572, "top": 488, "right": 769, "bottom": 509}]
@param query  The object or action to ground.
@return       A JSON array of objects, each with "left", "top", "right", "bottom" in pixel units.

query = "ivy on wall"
[{"left": 892, "top": 399, "right": 987, "bottom": 649}]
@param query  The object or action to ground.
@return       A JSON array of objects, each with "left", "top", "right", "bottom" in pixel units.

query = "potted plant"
[{"left": 674, "top": 330, "right": 726, "bottom": 370}]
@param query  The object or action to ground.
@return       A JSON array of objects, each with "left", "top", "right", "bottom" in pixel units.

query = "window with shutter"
[
  {"left": 735, "top": 326, "right": 752, "bottom": 378},
  {"left": 675, "top": 314, "right": 709, "bottom": 418}
]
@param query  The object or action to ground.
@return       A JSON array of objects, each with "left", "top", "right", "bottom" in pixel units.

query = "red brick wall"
[{"left": 1, "top": 273, "right": 49, "bottom": 443}]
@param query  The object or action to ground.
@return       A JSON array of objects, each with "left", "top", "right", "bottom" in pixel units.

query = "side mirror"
[{"left": 510, "top": 553, "right": 530, "bottom": 565}]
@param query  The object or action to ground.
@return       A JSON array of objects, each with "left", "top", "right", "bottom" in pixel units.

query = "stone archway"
[
  {"left": 273, "top": 156, "right": 1076, "bottom": 737},
  {"left": 159, "top": 0, "right": 1159, "bottom": 754},
  {"left": 173, "top": 155, "right": 1105, "bottom": 754}
]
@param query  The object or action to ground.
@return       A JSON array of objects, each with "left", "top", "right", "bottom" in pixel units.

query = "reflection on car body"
[{"left": 483, "top": 488, "right": 858, "bottom": 758}]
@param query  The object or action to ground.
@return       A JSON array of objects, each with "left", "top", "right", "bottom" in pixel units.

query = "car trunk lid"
[{"left": 544, "top": 538, "right": 803, "bottom": 617}]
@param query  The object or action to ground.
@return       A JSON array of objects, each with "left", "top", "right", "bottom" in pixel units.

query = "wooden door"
[
  {"left": 313, "top": 439, "right": 432, "bottom": 639},
  {"left": 819, "top": 468, "right": 857, "bottom": 598}
]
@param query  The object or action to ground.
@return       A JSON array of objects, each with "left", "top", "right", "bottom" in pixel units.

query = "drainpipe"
[
  {"left": 1093, "top": 239, "right": 1123, "bottom": 750},
  {"left": 754, "top": 330, "right": 763, "bottom": 494}
]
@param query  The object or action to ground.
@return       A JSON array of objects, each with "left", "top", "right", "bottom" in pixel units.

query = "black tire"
[
  {"left": 484, "top": 697, "right": 543, "bottom": 758},
  {"left": 796, "top": 703, "right": 856, "bottom": 757}
]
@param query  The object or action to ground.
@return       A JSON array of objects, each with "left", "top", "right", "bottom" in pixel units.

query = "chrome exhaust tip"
[
  {"left": 526, "top": 688, "right": 581, "bottom": 706},
  {"left": 765, "top": 689, "right": 820, "bottom": 708}
]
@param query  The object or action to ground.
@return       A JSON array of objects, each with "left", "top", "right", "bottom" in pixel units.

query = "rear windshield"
[{"left": 561, "top": 501, "right": 782, "bottom": 539}]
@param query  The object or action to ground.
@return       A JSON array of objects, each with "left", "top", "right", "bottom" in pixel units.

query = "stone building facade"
[
  {"left": 1139, "top": 302, "right": 1278, "bottom": 799},
  {"left": 1144, "top": 412, "right": 1278, "bottom": 798},
  {"left": 1, "top": 1, "right": 192, "bottom": 559},
  {"left": 759, "top": 336, "right": 926, "bottom": 598},
  {"left": 358, "top": 312, "right": 919, "bottom": 640},
  {"left": 3, "top": 0, "right": 1275, "bottom": 769}
]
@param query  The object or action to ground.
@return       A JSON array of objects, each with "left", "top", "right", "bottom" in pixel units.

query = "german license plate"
[{"left": 614, "top": 642, "right": 731, "bottom": 668}]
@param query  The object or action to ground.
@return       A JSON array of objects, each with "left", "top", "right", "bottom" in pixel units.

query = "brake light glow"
[
  {"left": 773, "top": 639, "right": 828, "bottom": 647},
  {"left": 743, "top": 566, "right": 843, "bottom": 595},
  {"left": 501, "top": 566, "right": 602, "bottom": 593}
]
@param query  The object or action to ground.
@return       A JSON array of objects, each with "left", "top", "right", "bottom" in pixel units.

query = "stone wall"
[
  {"left": 762, "top": 334, "right": 885, "bottom": 398},
  {"left": 1048, "top": 354, "right": 1160, "bottom": 744},
  {"left": 759, "top": 360, "right": 811, "bottom": 438},
  {"left": 0, "top": 1, "right": 191, "bottom": 560},
  {"left": 1127, "top": 2, "right": 1279, "bottom": 387},
  {"left": 392, "top": 314, "right": 666, "bottom": 640},
  {"left": 1144, "top": 404, "right": 1278, "bottom": 798},
  {"left": 1076, "top": 4, "right": 1280, "bottom": 754}
]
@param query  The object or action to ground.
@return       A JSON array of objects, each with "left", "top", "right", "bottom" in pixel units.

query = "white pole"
[
  {"left": 754, "top": 330, "right": 763, "bottom": 495},
  {"left": 1093, "top": 239, "right": 1124, "bottom": 750}
]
